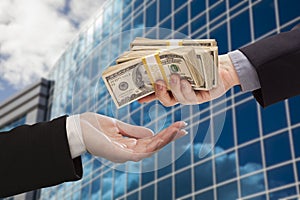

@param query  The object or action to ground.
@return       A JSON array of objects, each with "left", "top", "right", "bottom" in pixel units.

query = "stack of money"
[{"left": 102, "top": 37, "right": 218, "bottom": 108}]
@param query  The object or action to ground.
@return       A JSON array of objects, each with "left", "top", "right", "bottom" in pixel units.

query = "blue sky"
[{"left": 0, "top": 0, "right": 106, "bottom": 104}]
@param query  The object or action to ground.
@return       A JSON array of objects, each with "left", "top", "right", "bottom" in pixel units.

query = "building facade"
[
  {"left": 0, "top": 78, "right": 52, "bottom": 200},
  {"left": 40, "top": 0, "right": 300, "bottom": 199}
]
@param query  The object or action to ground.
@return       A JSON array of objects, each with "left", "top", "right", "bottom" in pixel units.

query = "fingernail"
[
  {"left": 181, "top": 129, "right": 188, "bottom": 135},
  {"left": 183, "top": 122, "right": 188, "bottom": 126}
]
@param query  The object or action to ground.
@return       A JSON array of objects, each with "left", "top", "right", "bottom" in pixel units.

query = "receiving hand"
[
  {"left": 73, "top": 112, "right": 187, "bottom": 163},
  {"left": 138, "top": 54, "right": 240, "bottom": 106}
]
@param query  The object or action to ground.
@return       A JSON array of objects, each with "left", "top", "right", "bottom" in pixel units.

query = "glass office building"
[{"left": 40, "top": 0, "right": 300, "bottom": 199}]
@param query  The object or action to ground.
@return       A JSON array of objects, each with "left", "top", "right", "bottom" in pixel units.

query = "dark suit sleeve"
[
  {"left": 239, "top": 24, "right": 300, "bottom": 107},
  {"left": 0, "top": 116, "right": 83, "bottom": 198}
]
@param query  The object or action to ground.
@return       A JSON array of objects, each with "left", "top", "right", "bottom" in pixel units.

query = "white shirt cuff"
[
  {"left": 228, "top": 50, "right": 261, "bottom": 92},
  {"left": 66, "top": 115, "right": 86, "bottom": 158}
]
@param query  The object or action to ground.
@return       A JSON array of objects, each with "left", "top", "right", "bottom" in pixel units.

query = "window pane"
[
  {"left": 102, "top": 170, "right": 113, "bottom": 199},
  {"left": 191, "top": 0, "right": 205, "bottom": 17},
  {"left": 127, "top": 192, "right": 139, "bottom": 200},
  {"left": 194, "top": 160, "right": 213, "bottom": 191},
  {"left": 292, "top": 127, "right": 300, "bottom": 158},
  {"left": 268, "top": 186, "right": 296, "bottom": 200},
  {"left": 175, "top": 6, "right": 188, "bottom": 29},
  {"left": 217, "top": 181, "right": 238, "bottom": 200},
  {"left": 215, "top": 151, "right": 237, "bottom": 183},
  {"left": 261, "top": 101, "right": 287, "bottom": 135},
  {"left": 141, "top": 185, "right": 154, "bottom": 200},
  {"left": 230, "top": 10, "right": 251, "bottom": 49},
  {"left": 288, "top": 95, "right": 300, "bottom": 125},
  {"left": 253, "top": 0, "right": 276, "bottom": 38},
  {"left": 146, "top": 1, "right": 157, "bottom": 27},
  {"left": 278, "top": 0, "right": 300, "bottom": 25},
  {"left": 241, "top": 173, "right": 265, "bottom": 197},
  {"left": 175, "top": 169, "right": 192, "bottom": 198},
  {"left": 157, "top": 178, "right": 172, "bottom": 200},
  {"left": 239, "top": 142, "right": 263, "bottom": 175},
  {"left": 236, "top": 100, "right": 259, "bottom": 145},
  {"left": 195, "top": 190, "right": 214, "bottom": 200},
  {"left": 159, "top": 0, "right": 171, "bottom": 21},
  {"left": 264, "top": 132, "right": 291, "bottom": 166},
  {"left": 114, "top": 171, "right": 125, "bottom": 198},
  {"left": 267, "top": 164, "right": 294, "bottom": 189},
  {"left": 215, "top": 109, "right": 234, "bottom": 152}
]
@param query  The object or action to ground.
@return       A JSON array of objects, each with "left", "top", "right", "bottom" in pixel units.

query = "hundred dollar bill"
[
  {"left": 103, "top": 47, "right": 204, "bottom": 108},
  {"left": 131, "top": 37, "right": 217, "bottom": 49},
  {"left": 116, "top": 46, "right": 218, "bottom": 89}
]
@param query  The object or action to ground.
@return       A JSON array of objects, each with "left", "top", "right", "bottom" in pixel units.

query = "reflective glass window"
[
  {"left": 114, "top": 170, "right": 126, "bottom": 198},
  {"left": 209, "top": 1, "right": 225, "bottom": 22},
  {"left": 236, "top": 100, "right": 259, "bottom": 145},
  {"left": 241, "top": 173, "right": 265, "bottom": 197},
  {"left": 175, "top": 143, "right": 191, "bottom": 170},
  {"left": 215, "top": 109, "right": 234, "bottom": 152},
  {"left": 195, "top": 190, "right": 214, "bottom": 200},
  {"left": 81, "top": 184, "right": 90, "bottom": 199},
  {"left": 159, "top": 0, "right": 171, "bottom": 21},
  {"left": 261, "top": 101, "right": 287, "bottom": 135},
  {"left": 191, "top": 15, "right": 206, "bottom": 34},
  {"left": 127, "top": 192, "right": 139, "bottom": 200},
  {"left": 288, "top": 95, "right": 300, "bottom": 125},
  {"left": 191, "top": 0, "right": 205, "bottom": 17},
  {"left": 230, "top": 10, "right": 251, "bottom": 50},
  {"left": 268, "top": 186, "right": 296, "bottom": 200},
  {"left": 157, "top": 178, "right": 172, "bottom": 200},
  {"left": 141, "top": 185, "right": 154, "bottom": 200},
  {"left": 252, "top": 0, "right": 276, "bottom": 38},
  {"left": 278, "top": 0, "right": 300, "bottom": 25},
  {"left": 239, "top": 142, "right": 263, "bottom": 175},
  {"left": 217, "top": 181, "right": 238, "bottom": 200},
  {"left": 293, "top": 127, "right": 300, "bottom": 158},
  {"left": 193, "top": 119, "right": 212, "bottom": 162},
  {"left": 264, "top": 132, "right": 291, "bottom": 166},
  {"left": 91, "top": 178, "right": 101, "bottom": 200},
  {"left": 194, "top": 160, "right": 213, "bottom": 191},
  {"left": 175, "top": 169, "right": 192, "bottom": 198},
  {"left": 215, "top": 151, "right": 237, "bottom": 183},
  {"left": 175, "top": 6, "right": 188, "bottom": 30},
  {"left": 127, "top": 171, "right": 140, "bottom": 192},
  {"left": 101, "top": 170, "right": 113, "bottom": 199},
  {"left": 133, "top": 12, "right": 144, "bottom": 28},
  {"left": 146, "top": 1, "right": 156, "bottom": 27},
  {"left": 267, "top": 164, "right": 294, "bottom": 189}
]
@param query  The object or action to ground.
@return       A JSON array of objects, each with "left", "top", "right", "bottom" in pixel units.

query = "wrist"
[
  {"left": 219, "top": 54, "right": 241, "bottom": 87},
  {"left": 66, "top": 115, "right": 86, "bottom": 158}
]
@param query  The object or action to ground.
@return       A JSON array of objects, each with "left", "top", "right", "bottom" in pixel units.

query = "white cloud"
[{"left": 0, "top": 0, "right": 106, "bottom": 89}]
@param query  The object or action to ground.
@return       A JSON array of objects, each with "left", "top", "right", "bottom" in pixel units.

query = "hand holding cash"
[
  {"left": 102, "top": 37, "right": 239, "bottom": 108},
  {"left": 138, "top": 54, "right": 241, "bottom": 106}
]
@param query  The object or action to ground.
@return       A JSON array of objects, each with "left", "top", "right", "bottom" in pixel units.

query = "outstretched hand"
[
  {"left": 138, "top": 54, "right": 240, "bottom": 106},
  {"left": 77, "top": 112, "right": 187, "bottom": 163}
]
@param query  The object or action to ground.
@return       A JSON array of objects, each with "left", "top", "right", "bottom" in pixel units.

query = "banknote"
[{"left": 103, "top": 47, "right": 205, "bottom": 108}]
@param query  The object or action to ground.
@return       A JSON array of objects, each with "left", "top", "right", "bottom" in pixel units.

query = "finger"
[
  {"left": 180, "top": 79, "right": 199, "bottom": 104},
  {"left": 138, "top": 93, "right": 156, "bottom": 103},
  {"left": 116, "top": 120, "right": 154, "bottom": 139},
  {"left": 169, "top": 74, "right": 188, "bottom": 104},
  {"left": 194, "top": 90, "right": 211, "bottom": 104},
  {"left": 155, "top": 80, "right": 177, "bottom": 106},
  {"left": 146, "top": 121, "right": 187, "bottom": 152},
  {"left": 173, "top": 129, "right": 188, "bottom": 140}
]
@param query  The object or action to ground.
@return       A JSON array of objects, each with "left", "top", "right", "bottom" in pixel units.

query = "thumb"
[{"left": 116, "top": 120, "right": 154, "bottom": 139}]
